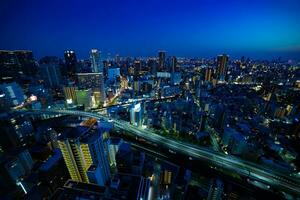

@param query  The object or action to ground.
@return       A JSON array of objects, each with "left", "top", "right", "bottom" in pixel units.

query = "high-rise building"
[
  {"left": 158, "top": 51, "right": 166, "bottom": 71},
  {"left": 64, "top": 50, "right": 77, "bottom": 78},
  {"left": 147, "top": 59, "right": 157, "bottom": 75},
  {"left": 77, "top": 73, "right": 102, "bottom": 91},
  {"left": 103, "top": 60, "right": 109, "bottom": 79},
  {"left": 171, "top": 56, "right": 177, "bottom": 73},
  {"left": 133, "top": 60, "right": 141, "bottom": 94},
  {"left": 75, "top": 89, "right": 92, "bottom": 110},
  {"left": 205, "top": 67, "right": 213, "bottom": 82},
  {"left": 39, "top": 56, "right": 62, "bottom": 88},
  {"left": 0, "top": 50, "right": 22, "bottom": 82},
  {"left": 90, "top": 49, "right": 103, "bottom": 73},
  {"left": 133, "top": 60, "right": 141, "bottom": 79},
  {"left": 130, "top": 103, "right": 143, "bottom": 127},
  {"left": 63, "top": 86, "right": 78, "bottom": 104},
  {"left": 14, "top": 50, "right": 38, "bottom": 77},
  {"left": 76, "top": 73, "right": 106, "bottom": 104},
  {"left": 216, "top": 54, "right": 228, "bottom": 81},
  {"left": 58, "top": 119, "right": 110, "bottom": 186}
]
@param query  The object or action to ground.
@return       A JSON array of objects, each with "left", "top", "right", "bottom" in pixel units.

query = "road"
[{"left": 16, "top": 108, "right": 300, "bottom": 197}]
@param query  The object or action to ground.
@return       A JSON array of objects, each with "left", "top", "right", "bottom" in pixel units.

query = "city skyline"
[
  {"left": 1, "top": 0, "right": 300, "bottom": 59},
  {"left": 1, "top": 0, "right": 300, "bottom": 199}
]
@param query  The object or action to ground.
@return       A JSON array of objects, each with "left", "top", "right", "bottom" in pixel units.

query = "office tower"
[
  {"left": 90, "top": 49, "right": 103, "bottom": 73},
  {"left": 171, "top": 56, "right": 177, "bottom": 73},
  {"left": 0, "top": 82, "right": 25, "bottom": 107},
  {"left": 147, "top": 58, "right": 157, "bottom": 75},
  {"left": 77, "top": 73, "right": 105, "bottom": 101},
  {"left": 133, "top": 60, "right": 141, "bottom": 93},
  {"left": 133, "top": 60, "right": 141, "bottom": 78},
  {"left": 0, "top": 50, "right": 22, "bottom": 82},
  {"left": 158, "top": 51, "right": 166, "bottom": 71},
  {"left": 170, "top": 56, "right": 181, "bottom": 85},
  {"left": 58, "top": 119, "right": 110, "bottom": 186},
  {"left": 103, "top": 60, "right": 109, "bottom": 79},
  {"left": 216, "top": 54, "right": 228, "bottom": 81},
  {"left": 205, "top": 67, "right": 213, "bottom": 82},
  {"left": 14, "top": 50, "right": 38, "bottom": 77},
  {"left": 77, "top": 73, "right": 100, "bottom": 90},
  {"left": 130, "top": 103, "right": 143, "bottom": 127},
  {"left": 63, "top": 86, "right": 78, "bottom": 104},
  {"left": 39, "top": 56, "right": 62, "bottom": 88},
  {"left": 64, "top": 50, "right": 77, "bottom": 78},
  {"left": 75, "top": 89, "right": 92, "bottom": 110}
]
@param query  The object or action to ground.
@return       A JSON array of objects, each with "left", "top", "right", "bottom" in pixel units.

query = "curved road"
[{"left": 17, "top": 108, "right": 300, "bottom": 197}]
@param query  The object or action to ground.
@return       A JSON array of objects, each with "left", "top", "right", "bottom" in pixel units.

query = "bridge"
[{"left": 14, "top": 108, "right": 300, "bottom": 197}]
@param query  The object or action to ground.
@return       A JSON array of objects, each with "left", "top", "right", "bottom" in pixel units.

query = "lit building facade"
[
  {"left": 58, "top": 119, "right": 110, "bottom": 186},
  {"left": 130, "top": 103, "right": 143, "bottom": 127},
  {"left": 77, "top": 73, "right": 106, "bottom": 104},
  {"left": 216, "top": 54, "right": 229, "bottom": 81},
  {"left": 75, "top": 89, "right": 92, "bottom": 110},
  {"left": 90, "top": 49, "right": 103, "bottom": 73}
]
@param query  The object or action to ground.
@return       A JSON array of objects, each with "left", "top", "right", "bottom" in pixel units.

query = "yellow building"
[
  {"left": 58, "top": 118, "right": 110, "bottom": 186},
  {"left": 63, "top": 86, "right": 78, "bottom": 104}
]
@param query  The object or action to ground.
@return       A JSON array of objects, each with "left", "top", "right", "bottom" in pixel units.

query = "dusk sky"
[{"left": 0, "top": 0, "right": 300, "bottom": 59}]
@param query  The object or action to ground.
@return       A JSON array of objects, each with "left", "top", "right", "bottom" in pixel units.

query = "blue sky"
[{"left": 0, "top": 0, "right": 299, "bottom": 59}]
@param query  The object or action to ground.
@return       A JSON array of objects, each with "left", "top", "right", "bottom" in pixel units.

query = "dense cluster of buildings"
[{"left": 0, "top": 49, "right": 300, "bottom": 199}]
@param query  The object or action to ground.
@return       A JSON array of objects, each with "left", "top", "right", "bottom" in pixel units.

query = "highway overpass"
[{"left": 14, "top": 108, "right": 300, "bottom": 197}]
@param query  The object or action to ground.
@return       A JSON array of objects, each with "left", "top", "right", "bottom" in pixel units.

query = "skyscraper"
[
  {"left": 0, "top": 50, "right": 22, "bottom": 82},
  {"left": 90, "top": 49, "right": 103, "bottom": 73},
  {"left": 130, "top": 103, "right": 143, "bottom": 127},
  {"left": 64, "top": 50, "right": 77, "bottom": 78},
  {"left": 63, "top": 86, "right": 78, "bottom": 104},
  {"left": 77, "top": 73, "right": 106, "bottom": 105},
  {"left": 158, "top": 51, "right": 166, "bottom": 71},
  {"left": 171, "top": 56, "right": 177, "bottom": 73},
  {"left": 205, "top": 67, "right": 213, "bottom": 82},
  {"left": 58, "top": 119, "right": 110, "bottom": 186},
  {"left": 75, "top": 89, "right": 92, "bottom": 110},
  {"left": 39, "top": 56, "right": 62, "bottom": 88},
  {"left": 216, "top": 54, "right": 229, "bottom": 81},
  {"left": 148, "top": 58, "right": 157, "bottom": 75},
  {"left": 14, "top": 50, "right": 38, "bottom": 77},
  {"left": 133, "top": 60, "right": 141, "bottom": 94}
]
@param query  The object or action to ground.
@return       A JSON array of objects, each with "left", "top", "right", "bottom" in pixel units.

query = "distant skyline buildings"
[
  {"left": 90, "top": 49, "right": 103, "bottom": 73},
  {"left": 64, "top": 50, "right": 77, "bottom": 79}
]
